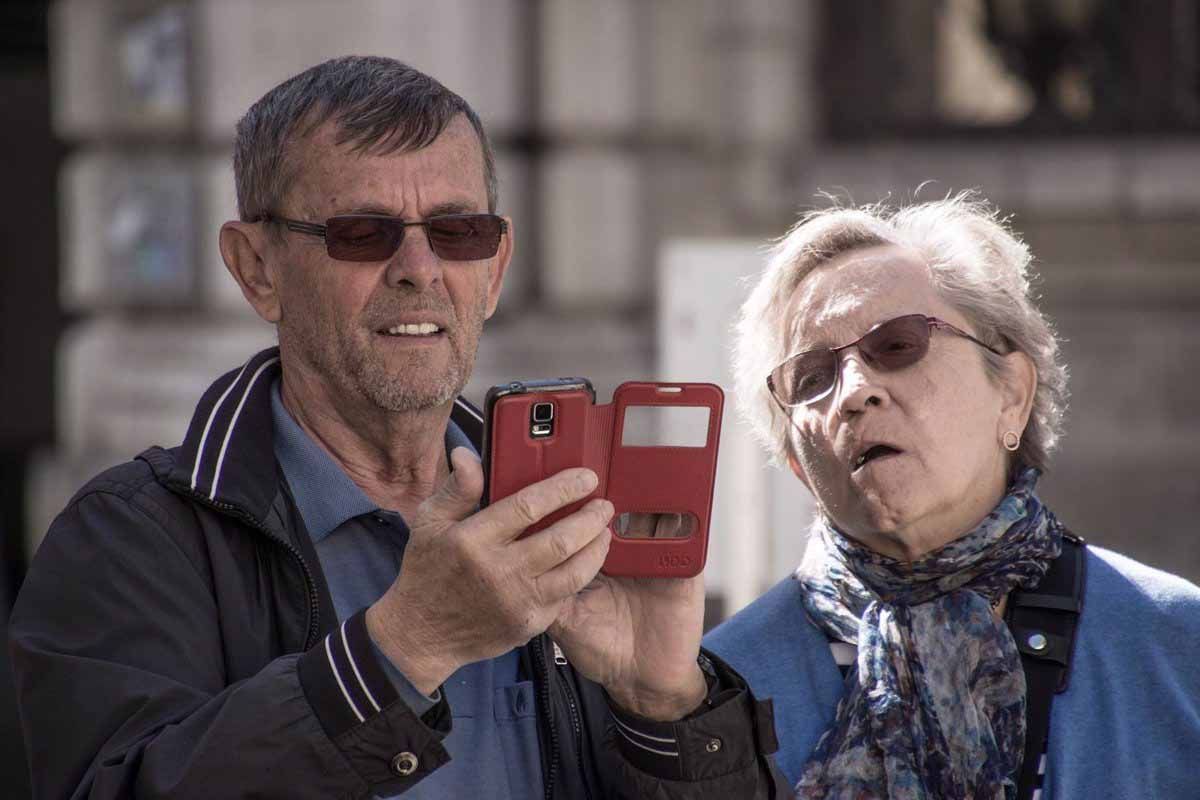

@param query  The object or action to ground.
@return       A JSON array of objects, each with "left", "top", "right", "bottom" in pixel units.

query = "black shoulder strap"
[{"left": 1006, "top": 531, "right": 1087, "bottom": 800}]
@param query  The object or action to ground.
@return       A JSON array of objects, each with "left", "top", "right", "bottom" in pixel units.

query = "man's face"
[{"left": 269, "top": 115, "right": 508, "bottom": 414}]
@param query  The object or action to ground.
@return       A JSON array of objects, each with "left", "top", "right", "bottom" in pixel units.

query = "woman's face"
[{"left": 782, "top": 245, "right": 1034, "bottom": 560}]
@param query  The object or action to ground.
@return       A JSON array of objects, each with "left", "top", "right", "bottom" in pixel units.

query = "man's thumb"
[{"left": 416, "top": 446, "right": 484, "bottom": 527}]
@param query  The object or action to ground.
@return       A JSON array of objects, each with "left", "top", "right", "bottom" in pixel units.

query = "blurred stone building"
[{"left": 21, "top": 0, "right": 1200, "bottom": 627}]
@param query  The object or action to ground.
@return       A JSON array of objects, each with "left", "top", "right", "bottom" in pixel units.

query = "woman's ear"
[
  {"left": 219, "top": 220, "right": 282, "bottom": 323},
  {"left": 998, "top": 350, "right": 1038, "bottom": 438},
  {"left": 786, "top": 447, "right": 813, "bottom": 492}
]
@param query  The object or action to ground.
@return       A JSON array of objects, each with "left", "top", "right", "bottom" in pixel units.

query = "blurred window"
[{"left": 819, "top": 0, "right": 1200, "bottom": 138}]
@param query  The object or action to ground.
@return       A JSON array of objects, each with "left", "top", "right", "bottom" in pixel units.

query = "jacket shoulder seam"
[{"left": 66, "top": 483, "right": 213, "bottom": 588}]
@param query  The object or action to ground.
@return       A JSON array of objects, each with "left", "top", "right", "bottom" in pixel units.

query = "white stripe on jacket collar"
[
  {"left": 189, "top": 358, "right": 252, "bottom": 492},
  {"left": 208, "top": 357, "right": 279, "bottom": 499},
  {"left": 188, "top": 354, "right": 280, "bottom": 499},
  {"left": 454, "top": 396, "right": 482, "bottom": 422},
  {"left": 191, "top": 353, "right": 478, "bottom": 501}
]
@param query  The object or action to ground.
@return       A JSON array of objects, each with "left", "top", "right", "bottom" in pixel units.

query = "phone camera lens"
[{"left": 532, "top": 402, "right": 554, "bottom": 424}]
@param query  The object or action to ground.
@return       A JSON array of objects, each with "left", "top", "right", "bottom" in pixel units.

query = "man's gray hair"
[
  {"left": 733, "top": 194, "right": 1069, "bottom": 472},
  {"left": 233, "top": 55, "right": 498, "bottom": 222}
]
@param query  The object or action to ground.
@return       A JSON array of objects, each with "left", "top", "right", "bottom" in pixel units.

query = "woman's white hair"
[{"left": 733, "top": 193, "right": 1069, "bottom": 472}]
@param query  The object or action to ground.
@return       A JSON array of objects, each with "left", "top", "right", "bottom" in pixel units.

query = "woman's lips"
[{"left": 852, "top": 444, "right": 903, "bottom": 472}]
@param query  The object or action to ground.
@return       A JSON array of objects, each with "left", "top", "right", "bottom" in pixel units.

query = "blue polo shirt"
[{"left": 271, "top": 382, "right": 542, "bottom": 799}]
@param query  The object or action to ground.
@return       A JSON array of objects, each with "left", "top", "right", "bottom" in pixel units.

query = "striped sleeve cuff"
[
  {"left": 298, "top": 609, "right": 453, "bottom": 791},
  {"left": 609, "top": 703, "right": 686, "bottom": 776},
  {"left": 606, "top": 649, "right": 779, "bottom": 781},
  {"left": 298, "top": 608, "right": 435, "bottom": 737}
]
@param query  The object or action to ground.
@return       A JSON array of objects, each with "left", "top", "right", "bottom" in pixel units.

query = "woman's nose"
[{"left": 834, "top": 351, "right": 888, "bottom": 415}]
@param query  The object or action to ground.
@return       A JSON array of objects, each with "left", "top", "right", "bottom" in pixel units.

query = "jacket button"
[
  {"left": 705, "top": 738, "right": 722, "bottom": 753},
  {"left": 392, "top": 752, "right": 419, "bottom": 776},
  {"left": 1027, "top": 632, "right": 1048, "bottom": 653}
]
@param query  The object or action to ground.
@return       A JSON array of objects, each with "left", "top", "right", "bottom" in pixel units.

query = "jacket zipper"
[
  {"left": 552, "top": 641, "right": 593, "bottom": 800},
  {"left": 535, "top": 636, "right": 561, "bottom": 800},
  {"left": 187, "top": 492, "right": 322, "bottom": 648}
]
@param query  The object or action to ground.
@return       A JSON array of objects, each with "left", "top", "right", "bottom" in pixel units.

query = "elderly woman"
[{"left": 705, "top": 196, "right": 1200, "bottom": 799}]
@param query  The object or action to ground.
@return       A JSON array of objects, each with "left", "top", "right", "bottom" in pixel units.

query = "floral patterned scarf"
[{"left": 794, "top": 467, "right": 1062, "bottom": 800}]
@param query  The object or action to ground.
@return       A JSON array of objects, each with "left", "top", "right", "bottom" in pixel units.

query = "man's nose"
[{"left": 384, "top": 226, "right": 443, "bottom": 292}]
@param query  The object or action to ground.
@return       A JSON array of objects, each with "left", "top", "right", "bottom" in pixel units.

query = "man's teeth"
[{"left": 385, "top": 323, "right": 441, "bottom": 335}]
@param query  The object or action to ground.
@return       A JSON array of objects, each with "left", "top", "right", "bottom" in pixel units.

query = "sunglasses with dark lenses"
[
  {"left": 261, "top": 212, "right": 507, "bottom": 262},
  {"left": 766, "top": 313, "right": 1004, "bottom": 408}
]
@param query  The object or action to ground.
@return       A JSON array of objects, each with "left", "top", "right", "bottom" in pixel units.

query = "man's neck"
[{"left": 279, "top": 369, "right": 452, "bottom": 519}]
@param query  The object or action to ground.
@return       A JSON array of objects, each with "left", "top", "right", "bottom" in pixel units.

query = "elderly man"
[{"left": 10, "top": 57, "right": 784, "bottom": 799}]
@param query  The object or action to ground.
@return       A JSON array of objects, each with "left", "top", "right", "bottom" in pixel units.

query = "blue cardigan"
[{"left": 706, "top": 546, "right": 1200, "bottom": 798}]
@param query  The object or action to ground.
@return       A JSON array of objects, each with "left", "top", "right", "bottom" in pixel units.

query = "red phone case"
[{"left": 485, "top": 381, "right": 723, "bottom": 577}]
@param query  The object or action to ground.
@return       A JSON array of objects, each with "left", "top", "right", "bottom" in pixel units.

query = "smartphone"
[
  {"left": 481, "top": 377, "right": 723, "bottom": 578},
  {"left": 481, "top": 377, "right": 597, "bottom": 531}
]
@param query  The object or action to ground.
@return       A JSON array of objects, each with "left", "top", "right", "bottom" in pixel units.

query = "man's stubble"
[{"left": 288, "top": 278, "right": 489, "bottom": 415}]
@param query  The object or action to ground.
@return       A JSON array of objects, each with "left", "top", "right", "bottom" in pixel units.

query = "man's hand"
[
  {"left": 550, "top": 559, "right": 708, "bottom": 722},
  {"left": 367, "top": 447, "right": 613, "bottom": 695}
]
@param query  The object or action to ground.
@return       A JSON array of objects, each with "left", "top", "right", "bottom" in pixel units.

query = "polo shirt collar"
[{"left": 270, "top": 379, "right": 477, "bottom": 543}]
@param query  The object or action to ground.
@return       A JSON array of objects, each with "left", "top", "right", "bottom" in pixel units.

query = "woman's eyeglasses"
[
  {"left": 258, "top": 213, "right": 507, "bottom": 262},
  {"left": 766, "top": 313, "right": 1004, "bottom": 408}
]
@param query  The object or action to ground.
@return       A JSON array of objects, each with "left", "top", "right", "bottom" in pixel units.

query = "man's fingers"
[
  {"left": 519, "top": 498, "right": 614, "bottom": 575},
  {"left": 532, "top": 525, "right": 612, "bottom": 604},
  {"left": 487, "top": 467, "right": 599, "bottom": 542},
  {"left": 413, "top": 447, "right": 484, "bottom": 528}
]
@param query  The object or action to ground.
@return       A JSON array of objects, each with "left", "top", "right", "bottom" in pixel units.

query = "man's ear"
[
  {"left": 219, "top": 221, "right": 282, "bottom": 323},
  {"left": 483, "top": 215, "right": 514, "bottom": 319},
  {"left": 997, "top": 350, "right": 1038, "bottom": 440}
]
